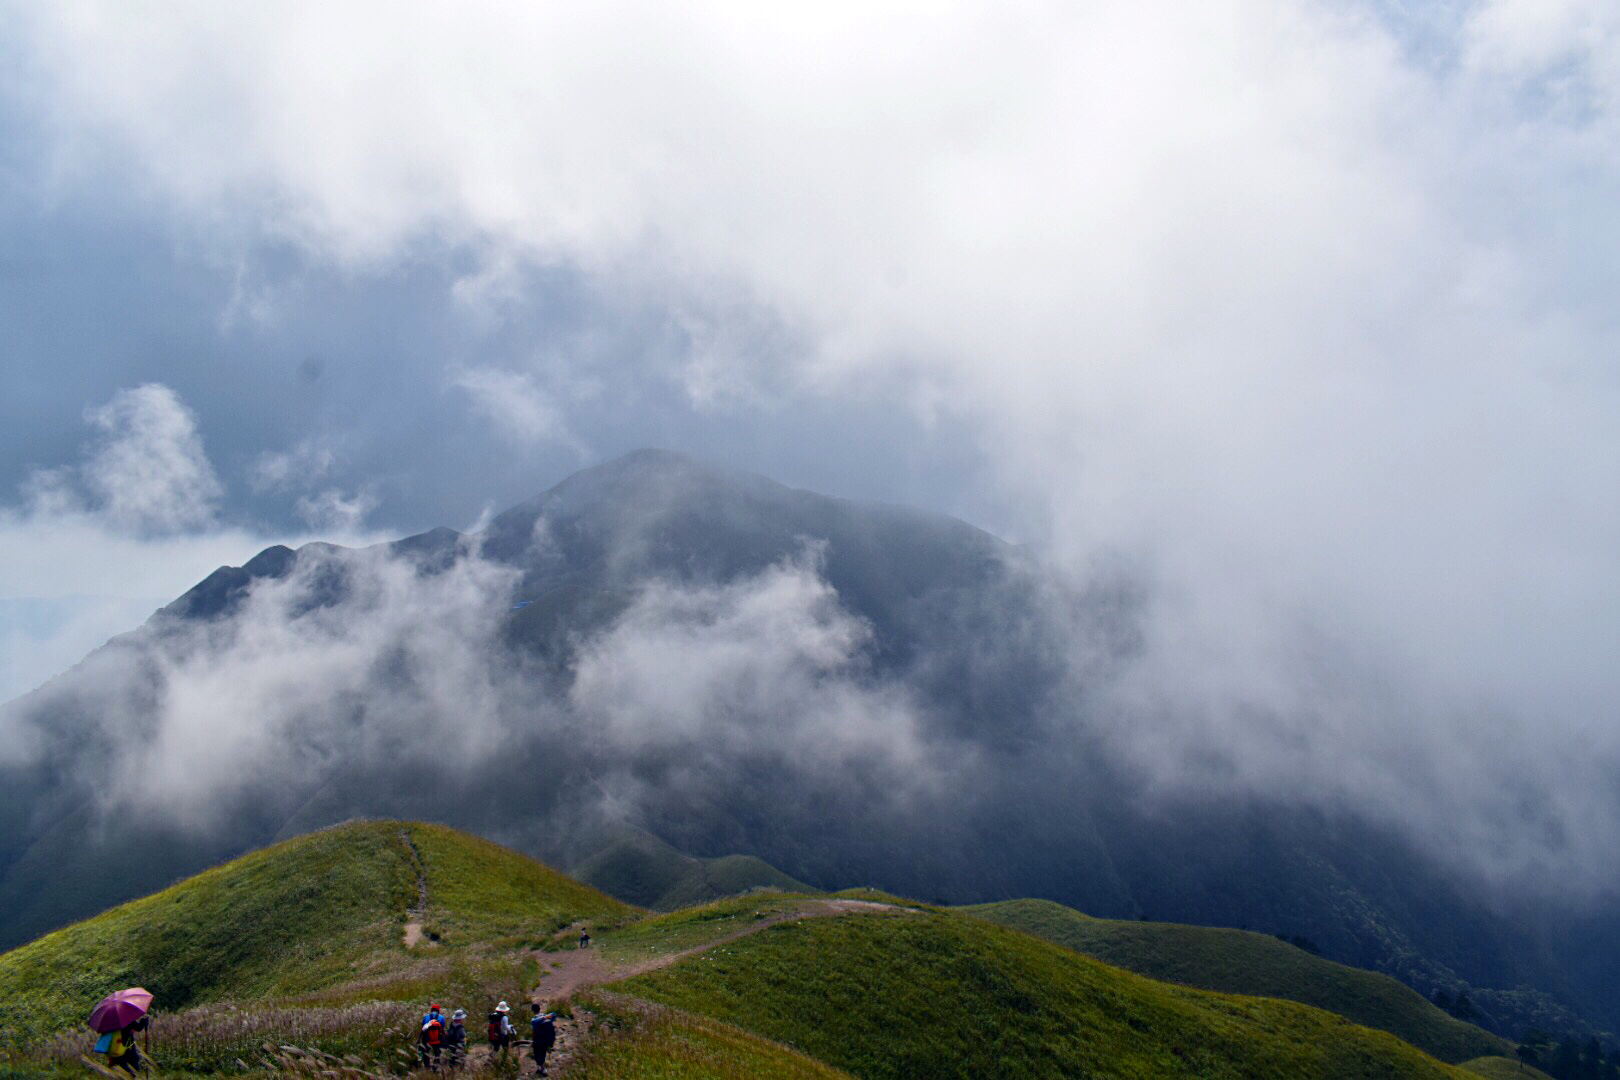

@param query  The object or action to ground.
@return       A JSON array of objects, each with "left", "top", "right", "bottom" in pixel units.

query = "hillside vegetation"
[
  {"left": 0, "top": 822, "right": 1489, "bottom": 1079},
  {"left": 1461, "top": 1057, "right": 1554, "bottom": 1079},
  {"left": 962, "top": 897, "right": 1509, "bottom": 1064},
  {"left": 0, "top": 821, "right": 627, "bottom": 1041},
  {"left": 620, "top": 907, "right": 1474, "bottom": 1079}
]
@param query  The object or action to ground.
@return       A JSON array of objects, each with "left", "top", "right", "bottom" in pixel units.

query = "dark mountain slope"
[{"left": 0, "top": 449, "right": 1607, "bottom": 1038}]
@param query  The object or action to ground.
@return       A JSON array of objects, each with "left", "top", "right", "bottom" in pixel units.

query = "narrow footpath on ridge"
[{"left": 468, "top": 898, "right": 913, "bottom": 1073}]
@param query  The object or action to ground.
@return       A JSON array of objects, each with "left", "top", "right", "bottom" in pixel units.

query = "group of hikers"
[
  {"left": 91, "top": 931, "right": 590, "bottom": 1074},
  {"left": 417, "top": 1000, "right": 558, "bottom": 1075}
]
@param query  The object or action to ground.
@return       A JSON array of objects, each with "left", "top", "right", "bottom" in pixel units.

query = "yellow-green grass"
[
  {"left": 571, "top": 998, "right": 853, "bottom": 1079},
  {"left": 594, "top": 893, "right": 822, "bottom": 964},
  {"left": 619, "top": 909, "right": 1475, "bottom": 1079},
  {"left": 961, "top": 898, "right": 1509, "bottom": 1065},
  {"left": 1460, "top": 1057, "right": 1554, "bottom": 1079},
  {"left": 0, "top": 820, "right": 626, "bottom": 1044},
  {"left": 408, "top": 823, "right": 633, "bottom": 945}
]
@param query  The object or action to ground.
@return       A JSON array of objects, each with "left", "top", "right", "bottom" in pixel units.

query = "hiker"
[
  {"left": 530, "top": 1002, "right": 557, "bottom": 1077},
  {"left": 578, "top": 927, "right": 591, "bottom": 949},
  {"left": 488, "top": 1000, "right": 515, "bottom": 1055},
  {"left": 445, "top": 1009, "right": 468, "bottom": 1068},
  {"left": 102, "top": 1016, "right": 148, "bottom": 1075},
  {"left": 421, "top": 1002, "right": 446, "bottom": 1028},
  {"left": 419, "top": 1008, "right": 446, "bottom": 1070}
]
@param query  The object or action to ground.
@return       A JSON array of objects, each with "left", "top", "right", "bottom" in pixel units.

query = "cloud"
[
  {"left": 453, "top": 367, "right": 583, "bottom": 451},
  {"left": 43, "top": 383, "right": 224, "bottom": 535},
  {"left": 571, "top": 549, "right": 934, "bottom": 784},
  {"left": 8, "top": 2, "right": 1620, "bottom": 888},
  {"left": 0, "top": 385, "right": 381, "bottom": 703},
  {"left": 93, "top": 539, "right": 522, "bottom": 825},
  {"left": 249, "top": 438, "right": 338, "bottom": 494}
]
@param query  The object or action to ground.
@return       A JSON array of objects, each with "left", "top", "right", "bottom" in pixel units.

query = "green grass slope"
[
  {"left": 0, "top": 820, "right": 627, "bottom": 1042},
  {"left": 619, "top": 908, "right": 1474, "bottom": 1079},
  {"left": 963, "top": 898, "right": 1509, "bottom": 1064},
  {"left": 1460, "top": 1058, "right": 1554, "bottom": 1079},
  {"left": 574, "top": 829, "right": 811, "bottom": 911},
  {"left": 572, "top": 998, "right": 854, "bottom": 1079}
]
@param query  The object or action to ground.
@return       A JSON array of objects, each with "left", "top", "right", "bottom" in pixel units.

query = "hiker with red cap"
[{"left": 419, "top": 1003, "right": 447, "bottom": 1069}]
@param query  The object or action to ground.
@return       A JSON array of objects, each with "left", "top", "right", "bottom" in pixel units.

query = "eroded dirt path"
[
  {"left": 522, "top": 899, "right": 912, "bottom": 1074},
  {"left": 400, "top": 828, "right": 431, "bottom": 949},
  {"left": 533, "top": 899, "right": 912, "bottom": 1002}
]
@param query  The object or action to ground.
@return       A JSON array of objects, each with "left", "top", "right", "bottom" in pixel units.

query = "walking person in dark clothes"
[
  {"left": 530, "top": 1002, "right": 557, "bottom": 1076},
  {"left": 445, "top": 1009, "right": 468, "bottom": 1068},
  {"left": 578, "top": 927, "right": 591, "bottom": 949}
]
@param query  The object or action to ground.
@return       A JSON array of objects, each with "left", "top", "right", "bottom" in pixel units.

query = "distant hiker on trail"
[
  {"left": 101, "top": 1017, "right": 148, "bottom": 1075},
  {"left": 530, "top": 1002, "right": 557, "bottom": 1076},
  {"left": 446, "top": 1009, "right": 468, "bottom": 1068},
  {"left": 488, "top": 1001, "right": 515, "bottom": 1054},
  {"left": 419, "top": 1009, "right": 446, "bottom": 1070},
  {"left": 578, "top": 927, "right": 591, "bottom": 949},
  {"left": 422, "top": 1002, "right": 445, "bottom": 1028}
]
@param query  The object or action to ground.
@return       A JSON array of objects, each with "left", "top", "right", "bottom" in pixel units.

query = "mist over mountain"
[{"left": 2, "top": 450, "right": 1615, "bottom": 1040}]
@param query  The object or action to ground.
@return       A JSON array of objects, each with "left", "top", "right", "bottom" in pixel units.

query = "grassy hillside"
[
  {"left": 0, "top": 821, "right": 1505, "bottom": 1079},
  {"left": 964, "top": 898, "right": 1510, "bottom": 1064},
  {"left": 620, "top": 908, "right": 1474, "bottom": 1079},
  {"left": 574, "top": 829, "right": 811, "bottom": 910},
  {"left": 0, "top": 820, "right": 627, "bottom": 1042},
  {"left": 1460, "top": 1057, "right": 1554, "bottom": 1079},
  {"left": 572, "top": 998, "right": 854, "bottom": 1079}
]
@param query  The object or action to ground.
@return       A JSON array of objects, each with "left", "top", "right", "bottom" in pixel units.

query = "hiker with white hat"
[
  {"left": 487, "top": 1001, "right": 515, "bottom": 1056},
  {"left": 446, "top": 1009, "right": 468, "bottom": 1068}
]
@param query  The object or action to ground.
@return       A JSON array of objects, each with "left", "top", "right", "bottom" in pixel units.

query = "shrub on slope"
[
  {"left": 962, "top": 898, "right": 1508, "bottom": 1064},
  {"left": 618, "top": 909, "right": 1473, "bottom": 1079}
]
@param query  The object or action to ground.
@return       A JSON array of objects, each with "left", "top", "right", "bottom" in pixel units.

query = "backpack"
[
  {"left": 532, "top": 1013, "right": 556, "bottom": 1047},
  {"left": 424, "top": 1018, "right": 443, "bottom": 1046},
  {"left": 94, "top": 1033, "right": 114, "bottom": 1055},
  {"left": 106, "top": 1032, "right": 127, "bottom": 1057},
  {"left": 488, "top": 1013, "right": 502, "bottom": 1041}
]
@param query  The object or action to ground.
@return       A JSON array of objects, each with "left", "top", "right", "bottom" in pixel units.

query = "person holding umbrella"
[{"left": 89, "top": 988, "right": 153, "bottom": 1074}]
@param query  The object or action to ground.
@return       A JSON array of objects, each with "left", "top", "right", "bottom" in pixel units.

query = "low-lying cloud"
[{"left": 5, "top": 2, "right": 1620, "bottom": 897}]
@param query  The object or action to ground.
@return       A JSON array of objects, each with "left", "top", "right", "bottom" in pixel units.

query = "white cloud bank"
[
  {"left": 0, "top": 384, "right": 380, "bottom": 701},
  {"left": 8, "top": 1, "right": 1620, "bottom": 885}
]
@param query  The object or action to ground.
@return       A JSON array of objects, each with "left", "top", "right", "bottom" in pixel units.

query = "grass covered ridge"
[
  {"left": 0, "top": 820, "right": 626, "bottom": 1043},
  {"left": 619, "top": 909, "right": 1475, "bottom": 1079},
  {"left": 962, "top": 897, "right": 1509, "bottom": 1064}
]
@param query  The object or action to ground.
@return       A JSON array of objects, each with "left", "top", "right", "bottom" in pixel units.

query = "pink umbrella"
[{"left": 88, "top": 988, "right": 153, "bottom": 1034}]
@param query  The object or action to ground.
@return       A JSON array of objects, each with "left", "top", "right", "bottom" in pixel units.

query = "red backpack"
[
  {"left": 424, "top": 1018, "right": 444, "bottom": 1046},
  {"left": 488, "top": 1013, "right": 502, "bottom": 1041}
]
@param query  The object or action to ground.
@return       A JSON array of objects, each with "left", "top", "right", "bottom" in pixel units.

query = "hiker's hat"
[
  {"left": 496, "top": 1001, "right": 510, "bottom": 1013},
  {"left": 451, "top": 1009, "right": 466, "bottom": 1021},
  {"left": 430, "top": 1003, "right": 442, "bottom": 1011}
]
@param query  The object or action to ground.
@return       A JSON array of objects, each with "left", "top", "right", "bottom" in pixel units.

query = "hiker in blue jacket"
[{"left": 530, "top": 1002, "right": 558, "bottom": 1076}]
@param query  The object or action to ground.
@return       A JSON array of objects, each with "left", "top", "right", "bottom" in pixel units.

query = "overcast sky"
[{"left": 2, "top": 0, "right": 1618, "bottom": 794}]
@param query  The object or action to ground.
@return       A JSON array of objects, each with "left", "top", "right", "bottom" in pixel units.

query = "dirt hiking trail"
[
  {"left": 511, "top": 898, "right": 913, "bottom": 1074},
  {"left": 532, "top": 898, "right": 905, "bottom": 1001}
]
